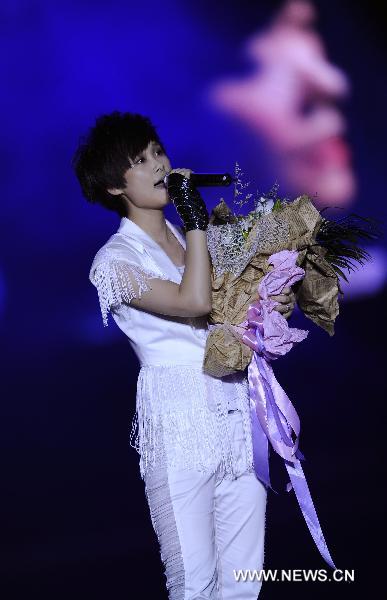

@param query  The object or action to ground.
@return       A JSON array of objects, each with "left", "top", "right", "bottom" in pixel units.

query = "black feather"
[{"left": 310, "top": 207, "right": 384, "bottom": 283}]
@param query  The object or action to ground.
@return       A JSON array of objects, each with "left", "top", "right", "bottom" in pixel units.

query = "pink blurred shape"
[{"left": 205, "top": 0, "right": 357, "bottom": 207}]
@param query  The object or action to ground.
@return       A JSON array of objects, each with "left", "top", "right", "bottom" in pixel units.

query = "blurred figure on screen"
[{"left": 206, "top": 0, "right": 357, "bottom": 208}]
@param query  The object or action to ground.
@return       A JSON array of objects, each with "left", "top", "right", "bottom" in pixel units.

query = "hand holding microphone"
[{"left": 166, "top": 168, "right": 209, "bottom": 232}]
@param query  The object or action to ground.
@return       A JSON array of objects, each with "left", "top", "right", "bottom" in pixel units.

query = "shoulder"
[
  {"left": 88, "top": 232, "right": 150, "bottom": 328},
  {"left": 89, "top": 232, "right": 144, "bottom": 283}
]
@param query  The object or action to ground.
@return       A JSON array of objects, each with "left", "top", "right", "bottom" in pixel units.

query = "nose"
[{"left": 153, "top": 156, "right": 166, "bottom": 175}]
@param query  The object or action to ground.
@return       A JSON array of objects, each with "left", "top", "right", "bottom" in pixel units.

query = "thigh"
[
  {"left": 144, "top": 463, "right": 219, "bottom": 599},
  {"left": 214, "top": 411, "right": 268, "bottom": 598}
]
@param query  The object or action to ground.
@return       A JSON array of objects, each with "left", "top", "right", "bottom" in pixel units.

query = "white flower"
[{"left": 255, "top": 196, "right": 274, "bottom": 216}]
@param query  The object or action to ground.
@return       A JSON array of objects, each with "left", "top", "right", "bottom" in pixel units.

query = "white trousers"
[{"left": 143, "top": 409, "right": 268, "bottom": 599}]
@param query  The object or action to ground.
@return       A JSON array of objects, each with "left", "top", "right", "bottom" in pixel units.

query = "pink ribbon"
[{"left": 239, "top": 250, "right": 337, "bottom": 569}]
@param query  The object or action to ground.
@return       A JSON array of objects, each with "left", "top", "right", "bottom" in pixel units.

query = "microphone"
[{"left": 164, "top": 172, "right": 235, "bottom": 187}]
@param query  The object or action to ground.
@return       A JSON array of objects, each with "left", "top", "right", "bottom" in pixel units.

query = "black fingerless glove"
[{"left": 166, "top": 172, "right": 209, "bottom": 232}]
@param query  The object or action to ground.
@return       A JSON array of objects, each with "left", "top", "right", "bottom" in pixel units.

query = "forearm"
[
  {"left": 179, "top": 229, "right": 212, "bottom": 313},
  {"left": 166, "top": 169, "right": 211, "bottom": 313}
]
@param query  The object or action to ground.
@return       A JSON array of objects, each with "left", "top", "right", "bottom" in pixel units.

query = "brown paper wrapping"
[{"left": 203, "top": 195, "right": 342, "bottom": 378}]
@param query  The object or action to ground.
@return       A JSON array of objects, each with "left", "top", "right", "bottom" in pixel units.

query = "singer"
[{"left": 72, "top": 110, "right": 295, "bottom": 599}]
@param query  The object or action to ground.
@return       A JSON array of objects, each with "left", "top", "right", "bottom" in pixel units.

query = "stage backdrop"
[{"left": 0, "top": 1, "right": 386, "bottom": 598}]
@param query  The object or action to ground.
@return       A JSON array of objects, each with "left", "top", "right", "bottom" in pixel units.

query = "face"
[{"left": 108, "top": 139, "right": 172, "bottom": 209}]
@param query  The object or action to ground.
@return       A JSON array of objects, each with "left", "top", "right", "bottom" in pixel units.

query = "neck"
[{"left": 126, "top": 207, "right": 170, "bottom": 243}]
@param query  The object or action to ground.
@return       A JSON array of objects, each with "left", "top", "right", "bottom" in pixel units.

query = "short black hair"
[{"left": 72, "top": 111, "right": 166, "bottom": 217}]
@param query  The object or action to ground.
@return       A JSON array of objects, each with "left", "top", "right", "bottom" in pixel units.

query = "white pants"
[{"left": 144, "top": 409, "right": 268, "bottom": 599}]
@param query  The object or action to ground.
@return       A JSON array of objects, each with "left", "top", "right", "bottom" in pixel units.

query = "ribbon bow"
[{"left": 240, "top": 250, "right": 337, "bottom": 570}]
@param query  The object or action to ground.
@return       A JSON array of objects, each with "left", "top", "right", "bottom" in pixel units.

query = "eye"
[{"left": 131, "top": 146, "right": 163, "bottom": 166}]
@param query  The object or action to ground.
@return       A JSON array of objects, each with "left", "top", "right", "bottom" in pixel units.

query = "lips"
[{"left": 154, "top": 175, "right": 166, "bottom": 186}]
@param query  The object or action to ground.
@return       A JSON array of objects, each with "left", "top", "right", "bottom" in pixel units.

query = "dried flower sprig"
[
  {"left": 231, "top": 165, "right": 288, "bottom": 221},
  {"left": 220, "top": 163, "right": 383, "bottom": 275},
  {"left": 233, "top": 162, "right": 253, "bottom": 211}
]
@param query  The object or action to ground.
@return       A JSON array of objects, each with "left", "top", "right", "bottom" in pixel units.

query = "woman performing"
[{"left": 72, "top": 111, "right": 295, "bottom": 599}]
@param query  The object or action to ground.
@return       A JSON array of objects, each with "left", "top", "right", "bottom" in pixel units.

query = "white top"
[
  {"left": 90, "top": 217, "right": 209, "bottom": 366},
  {"left": 89, "top": 216, "right": 254, "bottom": 481}
]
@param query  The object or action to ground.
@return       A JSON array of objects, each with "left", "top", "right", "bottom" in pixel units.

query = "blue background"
[{"left": 1, "top": 1, "right": 386, "bottom": 597}]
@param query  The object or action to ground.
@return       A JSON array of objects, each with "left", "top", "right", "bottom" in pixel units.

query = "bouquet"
[
  {"left": 204, "top": 163, "right": 382, "bottom": 569},
  {"left": 204, "top": 165, "right": 380, "bottom": 378}
]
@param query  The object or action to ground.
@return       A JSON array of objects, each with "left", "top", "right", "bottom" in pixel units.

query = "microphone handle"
[
  {"left": 164, "top": 172, "right": 235, "bottom": 187},
  {"left": 191, "top": 173, "right": 235, "bottom": 187}
]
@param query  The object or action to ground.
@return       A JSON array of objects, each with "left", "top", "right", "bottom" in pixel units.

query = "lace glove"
[{"left": 166, "top": 172, "right": 209, "bottom": 232}]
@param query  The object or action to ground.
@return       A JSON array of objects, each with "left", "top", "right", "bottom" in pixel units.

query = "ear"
[{"left": 107, "top": 187, "right": 123, "bottom": 196}]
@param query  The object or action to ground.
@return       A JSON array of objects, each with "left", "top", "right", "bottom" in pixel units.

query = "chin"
[{"left": 154, "top": 197, "right": 171, "bottom": 209}]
